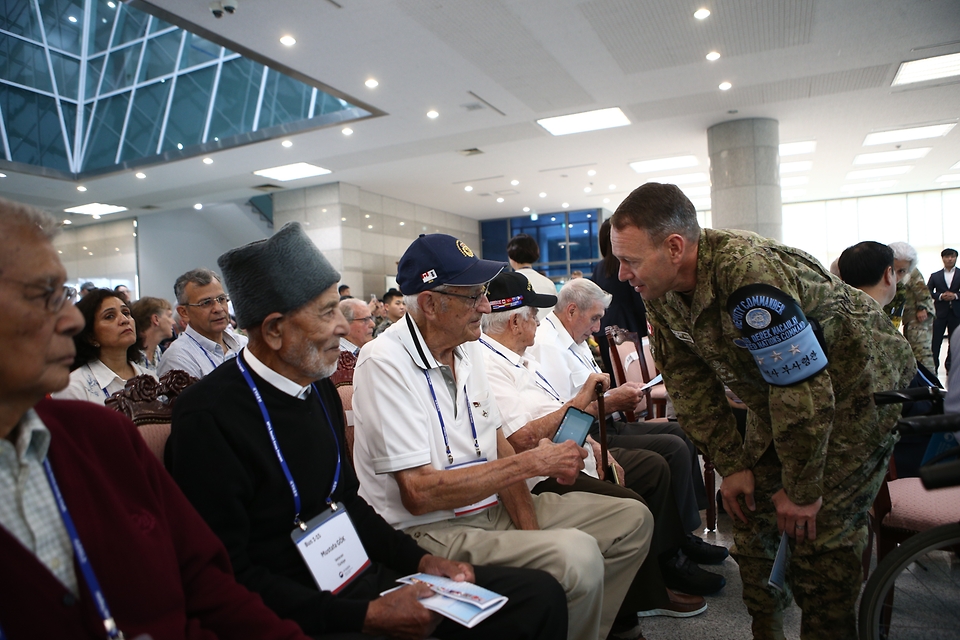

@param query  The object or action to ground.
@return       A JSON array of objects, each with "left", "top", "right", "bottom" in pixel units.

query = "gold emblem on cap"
[
  {"left": 456, "top": 240, "right": 474, "bottom": 258},
  {"left": 527, "top": 282, "right": 534, "bottom": 291}
]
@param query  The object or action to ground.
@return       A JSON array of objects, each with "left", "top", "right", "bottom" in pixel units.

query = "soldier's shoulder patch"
[{"left": 726, "top": 284, "right": 828, "bottom": 387}]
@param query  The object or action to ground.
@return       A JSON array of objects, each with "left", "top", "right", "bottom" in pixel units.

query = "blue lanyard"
[
  {"left": 184, "top": 332, "right": 220, "bottom": 370},
  {"left": 236, "top": 356, "right": 341, "bottom": 529},
  {"left": 41, "top": 458, "right": 123, "bottom": 640},
  {"left": 421, "top": 368, "right": 481, "bottom": 465},
  {"left": 478, "top": 338, "right": 562, "bottom": 402}
]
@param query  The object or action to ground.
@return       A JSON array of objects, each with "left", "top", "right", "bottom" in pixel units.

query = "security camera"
[
  {"left": 222, "top": 0, "right": 237, "bottom": 14},
  {"left": 210, "top": 1, "right": 223, "bottom": 18}
]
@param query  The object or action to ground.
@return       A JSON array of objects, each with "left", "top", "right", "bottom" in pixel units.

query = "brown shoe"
[{"left": 637, "top": 588, "right": 708, "bottom": 618}]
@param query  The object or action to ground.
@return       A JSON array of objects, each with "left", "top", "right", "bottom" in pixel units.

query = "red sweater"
[{"left": 0, "top": 398, "right": 310, "bottom": 640}]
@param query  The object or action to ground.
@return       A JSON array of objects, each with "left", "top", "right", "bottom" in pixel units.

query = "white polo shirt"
[
  {"left": 157, "top": 325, "right": 247, "bottom": 379},
  {"left": 529, "top": 311, "right": 601, "bottom": 402},
  {"left": 353, "top": 316, "right": 502, "bottom": 530}
]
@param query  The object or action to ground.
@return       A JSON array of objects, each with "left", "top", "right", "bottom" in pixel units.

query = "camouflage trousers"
[
  {"left": 730, "top": 444, "right": 891, "bottom": 640},
  {"left": 903, "top": 318, "right": 936, "bottom": 372}
]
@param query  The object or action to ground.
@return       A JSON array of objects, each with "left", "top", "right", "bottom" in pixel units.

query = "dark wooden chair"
[{"left": 104, "top": 370, "right": 198, "bottom": 460}]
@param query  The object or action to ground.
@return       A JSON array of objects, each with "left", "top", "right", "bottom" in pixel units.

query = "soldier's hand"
[
  {"left": 916, "top": 309, "right": 928, "bottom": 322},
  {"left": 534, "top": 438, "right": 586, "bottom": 485},
  {"left": 772, "top": 490, "right": 822, "bottom": 542},
  {"left": 363, "top": 583, "right": 441, "bottom": 639},
  {"left": 719, "top": 469, "right": 756, "bottom": 524}
]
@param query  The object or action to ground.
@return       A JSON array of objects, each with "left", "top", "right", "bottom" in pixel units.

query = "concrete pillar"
[{"left": 707, "top": 118, "right": 782, "bottom": 240}]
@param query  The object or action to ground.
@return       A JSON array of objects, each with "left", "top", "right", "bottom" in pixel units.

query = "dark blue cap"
[{"left": 397, "top": 234, "right": 506, "bottom": 295}]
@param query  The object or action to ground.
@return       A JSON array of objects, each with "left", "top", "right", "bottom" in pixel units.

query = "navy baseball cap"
[
  {"left": 487, "top": 271, "right": 557, "bottom": 312},
  {"left": 397, "top": 234, "right": 506, "bottom": 295}
]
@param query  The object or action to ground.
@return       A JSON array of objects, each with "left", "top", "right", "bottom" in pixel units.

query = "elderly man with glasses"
[
  {"left": 158, "top": 267, "right": 247, "bottom": 379},
  {"left": 352, "top": 234, "right": 653, "bottom": 640}
]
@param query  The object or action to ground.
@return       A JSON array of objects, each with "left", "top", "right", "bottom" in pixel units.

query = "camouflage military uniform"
[
  {"left": 900, "top": 268, "right": 936, "bottom": 371},
  {"left": 644, "top": 229, "right": 916, "bottom": 640}
]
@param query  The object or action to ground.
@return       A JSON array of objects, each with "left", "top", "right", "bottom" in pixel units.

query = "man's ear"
[
  {"left": 884, "top": 266, "right": 896, "bottom": 286},
  {"left": 664, "top": 233, "right": 686, "bottom": 263},
  {"left": 259, "top": 312, "right": 287, "bottom": 351},
  {"left": 418, "top": 291, "right": 440, "bottom": 320},
  {"left": 176, "top": 305, "right": 189, "bottom": 324}
]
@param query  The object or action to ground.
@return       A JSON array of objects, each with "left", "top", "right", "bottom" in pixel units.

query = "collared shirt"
[
  {"left": 137, "top": 345, "right": 164, "bottom": 374},
  {"left": 352, "top": 316, "right": 502, "bottom": 529},
  {"left": 339, "top": 338, "right": 360, "bottom": 356},
  {"left": 0, "top": 410, "right": 78, "bottom": 595},
  {"left": 157, "top": 324, "right": 247, "bottom": 379},
  {"left": 51, "top": 359, "right": 155, "bottom": 405},
  {"left": 479, "top": 334, "right": 597, "bottom": 488},
  {"left": 241, "top": 348, "right": 312, "bottom": 400},
  {"left": 943, "top": 267, "right": 955, "bottom": 291},
  {"left": 529, "top": 311, "right": 600, "bottom": 402}
]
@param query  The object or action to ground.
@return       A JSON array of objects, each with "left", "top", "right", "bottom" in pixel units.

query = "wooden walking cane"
[{"left": 595, "top": 381, "right": 614, "bottom": 482}]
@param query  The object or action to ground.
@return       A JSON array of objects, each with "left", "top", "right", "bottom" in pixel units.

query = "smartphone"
[{"left": 552, "top": 406, "right": 594, "bottom": 447}]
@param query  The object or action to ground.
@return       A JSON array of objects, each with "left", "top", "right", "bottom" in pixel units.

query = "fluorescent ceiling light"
[
  {"left": 780, "top": 176, "right": 809, "bottom": 187},
  {"left": 779, "top": 141, "right": 816, "bottom": 156},
  {"left": 780, "top": 161, "right": 812, "bottom": 174},
  {"left": 863, "top": 123, "right": 955, "bottom": 146},
  {"left": 840, "top": 180, "right": 898, "bottom": 192},
  {"left": 654, "top": 172, "right": 709, "bottom": 185},
  {"left": 853, "top": 148, "right": 930, "bottom": 165},
  {"left": 64, "top": 203, "right": 128, "bottom": 216},
  {"left": 935, "top": 174, "right": 960, "bottom": 183},
  {"left": 892, "top": 52, "right": 960, "bottom": 86},
  {"left": 629, "top": 155, "right": 698, "bottom": 174},
  {"left": 537, "top": 107, "right": 630, "bottom": 136},
  {"left": 253, "top": 162, "right": 331, "bottom": 181},
  {"left": 845, "top": 166, "right": 913, "bottom": 180},
  {"left": 681, "top": 185, "right": 711, "bottom": 197}
]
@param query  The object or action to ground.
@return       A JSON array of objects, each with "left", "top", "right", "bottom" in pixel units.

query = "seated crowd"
[{"left": 0, "top": 193, "right": 933, "bottom": 640}]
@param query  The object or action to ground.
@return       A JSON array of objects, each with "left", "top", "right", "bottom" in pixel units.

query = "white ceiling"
[{"left": 3, "top": 0, "right": 960, "bottom": 225}]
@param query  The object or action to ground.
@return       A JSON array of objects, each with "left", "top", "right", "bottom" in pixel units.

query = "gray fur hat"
[{"left": 217, "top": 222, "right": 340, "bottom": 329}]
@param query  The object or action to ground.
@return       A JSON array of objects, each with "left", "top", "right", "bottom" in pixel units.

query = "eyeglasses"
[
  {"left": 351, "top": 316, "right": 375, "bottom": 324},
  {"left": 3, "top": 279, "right": 77, "bottom": 313},
  {"left": 183, "top": 294, "right": 230, "bottom": 309},
  {"left": 433, "top": 284, "right": 490, "bottom": 309}
]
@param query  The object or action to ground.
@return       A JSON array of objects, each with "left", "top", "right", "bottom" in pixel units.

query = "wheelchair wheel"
[{"left": 859, "top": 522, "right": 960, "bottom": 639}]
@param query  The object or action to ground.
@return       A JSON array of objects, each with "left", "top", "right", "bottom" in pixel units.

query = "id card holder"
[
  {"left": 445, "top": 458, "right": 499, "bottom": 516},
  {"left": 291, "top": 507, "right": 371, "bottom": 593}
]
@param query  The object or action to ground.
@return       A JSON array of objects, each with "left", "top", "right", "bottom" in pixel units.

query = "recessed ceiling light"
[
  {"left": 584, "top": 187, "right": 592, "bottom": 193},
  {"left": 935, "top": 174, "right": 960, "bottom": 183},
  {"left": 694, "top": 8, "right": 710, "bottom": 19},
  {"left": 853, "top": 148, "right": 931, "bottom": 165},
  {"left": 539, "top": 192, "right": 547, "bottom": 198},
  {"left": 464, "top": 186, "right": 473, "bottom": 192},
  {"left": 653, "top": 172, "right": 710, "bottom": 185},
  {"left": 107, "top": 1, "right": 116, "bottom": 7},
  {"left": 681, "top": 185, "right": 712, "bottom": 197},
  {"left": 840, "top": 180, "right": 899, "bottom": 192},
  {"left": 892, "top": 52, "right": 960, "bottom": 86},
  {"left": 603, "top": 198, "right": 610, "bottom": 203},
  {"left": 68, "top": 16, "right": 77, "bottom": 22},
  {"left": 718, "top": 82, "right": 732, "bottom": 91},
  {"left": 364, "top": 214, "right": 370, "bottom": 218},
  {"left": 82, "top": 246, "right": 87, "bottom": 250},
  {"left": 780, "top": 176, "right": 809, "bottom": 187},
  {"left": 88, "top": 250, "right": 94, "bottom": 254},
  {"left": 427, "top": 110, "right": 439, "bottom": 119},
  {"left": 530, "top": 213, "right": 538, "bottom": 221},
  {"left": 537, "top": 107, "right": 630, "bottom": 136},
  {"left": 587, "top": 169, "right": 597, "bottom": 176},
  {"left": 399, "top": 221, "right": 405, "bottom": 226},
  {"left": 510, "top": 179, "right": 519, "bottom": 186},
  {"left": 0, "top": 172, "right": 6, "bottom": 177},
  {"left": 365, "top": 78, "right": 379, "bottom": 88},
  {"left": 202, "top": 157, "right": 213, "bottom": 165},
  {"left": 523, "top": 207, "right": 530, "bottom": 212},
  {"left": 62, "top": 219, "right": 72, "bottom": 224},
  {"left": 64, "top": 203, "right": 127, "bottom": 216},
  {"left": 76, "top": 185, "right": 87, "bottom": 192},
  {"left": 193, "top": 203, "right": 203, "bottom": 210},
  {"left": 280, "top": 35, "right": 296, "bottom": 46},
  {"left": 629, "top": 155, "right": 699, "bottom": 174},
  {"left": 281, "top": 140, "right": 293, "bottom": 148},
  {"left": 779, "top": 141, "right": 816, "bottom": 156},
  {"left": 115, "top": 247, "right": 119, "bottom": 251},
  {"left": 552, "top": 217, "right": 557, "bottom": 222},
  {"left": 253, "top": 162, "right": 332, "bottom": 181},
  {"left": 706, "top": 51, "right": 720, "bottom": 61},
  {"left": 846, "top": 166, "right": 913, "bottom": 180},
  {"left": 608, "top": 184, "right": 616, "bottom": 190},
  {"left": 496, "top": 197, "right": 504, "bottom": 203},
  {"left": 562, "top": 202, "right": 569, "bottom": 208},
  {"left": 367, "top": 224, "right": 373, "bottom": 229},
  {"left": 135, "top": 172, "right": 146, "bottom": 179},
  {"left": 342, "top": 127, "right": 353, "bottom": 136},
  {"left": 863, "top": 123, "right": 956, "bottom": 146},
  {"left": 780, "top": 161, "right": 813, "bottom": 174}
]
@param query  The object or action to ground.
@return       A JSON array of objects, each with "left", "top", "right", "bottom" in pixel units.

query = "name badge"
[
  {"left": 291, "top": 507, "right": 371, "bottom": 593},
  {"left": 445, "top": 458, "right": 499, "bottom": 516}
]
